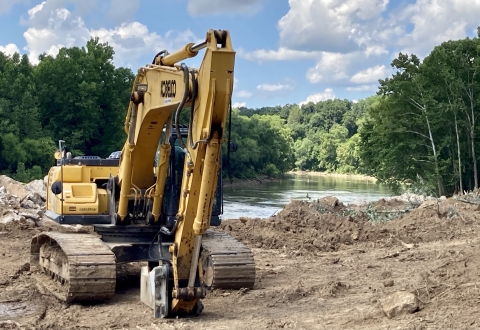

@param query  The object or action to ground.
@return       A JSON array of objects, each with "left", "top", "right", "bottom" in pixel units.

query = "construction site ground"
[{"left": 2, "top": 191, "right": 480, "bottom": 329}]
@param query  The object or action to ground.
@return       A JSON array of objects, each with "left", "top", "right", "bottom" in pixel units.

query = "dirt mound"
[
  {"left": 219, "top": 197, "right": 369, "bottom": 254},
  {"left": 361, "top": 197, "right": 480, "bottom": 246},
  {"left": 219, "top": 195, "right": 480, "bottom": 255}
]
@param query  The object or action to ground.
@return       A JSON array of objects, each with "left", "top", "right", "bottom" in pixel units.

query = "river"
[{"left": 221, "top": 174, "right": 392, "bottom": 219}]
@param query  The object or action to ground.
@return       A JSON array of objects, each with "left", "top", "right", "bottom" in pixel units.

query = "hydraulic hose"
[
  {"left": 161, "top": 63, "right": 190, "bottom": 236},
  {"left": 174, "top": 63, "right": 190, "bottom": 152},
  {"left": 189, "top": 70, "right": 198, "bottom": 150},
  {"left": 188, "top": 70, "right": 208, "bottom": 149},
  {"left": 152, "top": 50, "right": 168, "bottom": 64},
  {"left": 227, "top": 99, "right": 233, "bottom": 184}
]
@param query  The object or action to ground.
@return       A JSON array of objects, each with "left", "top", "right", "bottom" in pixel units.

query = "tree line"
[
  {"left": 3, "top": 31, "right": 480, "bottom": 197},
  {"left": 233, "top": 29, "right": 480, "bottom": 196},
  {"left": 233, "top": 98, "right": 367, "bottom": 176},
  {"left": 0, "top": 38, "right": 295, "bottom": 182},
  {"left": 359, "top": 28, "right": 480, "bottom": 196},
  {"left": 0, "top": 38, "right": 135, "bottom": 181}
]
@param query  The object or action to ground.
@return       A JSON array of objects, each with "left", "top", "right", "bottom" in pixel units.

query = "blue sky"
[{"left": 1, "top": 0, "right": 480, "bottom": 108}]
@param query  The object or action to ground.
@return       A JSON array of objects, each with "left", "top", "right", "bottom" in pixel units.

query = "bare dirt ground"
[{"left": 2, "top": 195, "right": 480, "bottom": 329}]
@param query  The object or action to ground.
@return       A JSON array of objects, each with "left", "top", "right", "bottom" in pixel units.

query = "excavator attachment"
[
  {"left": 139, "top": 230, "right": 255, "bottom": 317},
  {"left": 141, "top": 264, "right": 172, "bottom": 318}
]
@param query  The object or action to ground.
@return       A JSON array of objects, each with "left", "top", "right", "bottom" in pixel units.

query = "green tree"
[{"left": 35, "top": 38, "right": 134, "bottom": 157}]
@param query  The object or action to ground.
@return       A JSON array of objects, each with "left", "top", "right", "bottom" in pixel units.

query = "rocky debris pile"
[{"left": 0, "top": 175, "right": 46, "bottom": 227}]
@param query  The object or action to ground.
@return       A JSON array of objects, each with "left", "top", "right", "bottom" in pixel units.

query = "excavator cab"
[{"left": 156, "top": 125, "right": 222, "bottom": 228}]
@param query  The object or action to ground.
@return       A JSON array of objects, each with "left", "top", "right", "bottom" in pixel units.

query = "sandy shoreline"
[
  {"left": 288, "top": 170, "right": 377, "bottom": 182},
  {"left": 222, "top": 171, "right": 377, "bottom": 189}
]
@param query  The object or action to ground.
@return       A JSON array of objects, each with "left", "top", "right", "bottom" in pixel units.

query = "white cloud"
[
  {"left": 187, "top": 0, "right": 266, "bottom": 16},
  {"left": 238, "top": 47, "right": 321, "bottom": 62},
  {"left": 364, "top": 45, "right": 388, "bottom": 57},
  {"left": 91, "top": 25, "right": 199, "bottom": 67},
  {"left": 278, "top": 0, "right": 389, "bottom": 53},
  {"left": 233, "top": 102, "right": 247, "bottom": 108},
  {"left": 241, "top": 0, "right": 480, "bottom": 88},
  {"left": 257, "top": 83, "right": 293, "bottom": 92},
  {"left": 21, "top": 1, "right": 199, "bottom": 67},
  {"left": 392, "top": 0, "right": 480, "bottom": 57},
  {"left": 306, "top": 52, "right": 357, "bottom": 83},
  {"left": 27, "top": 1, "right": 45, "bottom": 19},
  {"left": 300, "top": 88, "right": 335, "bottom": 106},
  {"left": 23, "top": 6, "right": 90, "bottom": 63},
  {"left": 236, "top": 90, "right": 252, "bottom": 98},
  {"left": 0, "top": 44, "right": 20, "bottom": 56},
  {"left": 346, "top": 84, "right": 378, "bottom": 92},
  {"left": 21, "top": 0, "right": 138, "bottom": 25},
  {"left": 350, "top": 65, "right": 387, "bottom": 83}
]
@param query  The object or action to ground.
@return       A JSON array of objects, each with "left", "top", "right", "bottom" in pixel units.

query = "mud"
[{"left": 2, "top": 194, "right": 480, "bottom": 329}]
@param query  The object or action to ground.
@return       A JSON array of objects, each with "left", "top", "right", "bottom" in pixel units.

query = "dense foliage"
[
  {"left": 4, "top": 31, "right": 480, "bottom": 194},
  {"left": 0, "top": 39, "right": 135, "bottom": 181},
  {"left": 0, "top": 38, "right": 299, "bottom": 182},
  {"left": 233, "top": 98, "right": 369, "bottom": 175},
  {"left": 359, "top": 30, "right": 480, "bottom": 196},
  {"left": 224, "top": 111, "right": 295, "bottom": 179}
]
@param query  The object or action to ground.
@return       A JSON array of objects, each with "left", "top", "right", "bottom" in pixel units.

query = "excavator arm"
[{"left": 116, "top": 29, "right": 235, "bottom": 315}]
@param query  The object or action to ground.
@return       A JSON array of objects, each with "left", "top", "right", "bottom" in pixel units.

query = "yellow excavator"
[{"left": 29, "top": 29, "right": 255, "bottom": 318}]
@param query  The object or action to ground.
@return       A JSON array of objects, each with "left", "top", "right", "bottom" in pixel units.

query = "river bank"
[
  {"left": 288, "top": 170, "right": 377, "bottom": 182},
  {"left": 222, "top": 175, "right": 285, "bottom": 189},
  {"left": 223, "top": 171, "right": 377, "bottom": 190}
]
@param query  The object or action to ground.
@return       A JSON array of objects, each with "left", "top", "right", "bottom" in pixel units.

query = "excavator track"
[
  {"left": 201, "top": 230, "right": 256, "bottom": 290},
  {"left": 30, "top": 232, "right": 116, "bottom": 302}
]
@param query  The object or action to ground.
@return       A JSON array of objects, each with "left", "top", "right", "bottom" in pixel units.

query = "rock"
[
  {"left": 24, "top": 218, "right": 36, "bottom": 227},
  {"left": 0, "top": 213, "right": 23, "bottom": 224},
  {"left": 351, "top": 231, "right": 359, "bottom": 240},
  {"left": 0, "top": 175, "right": 28, "bottom": 201},
  {"left": 23, "top": 192, "right": 44, "bottom": 205},
  {"left": 25, "top": 179, "right": 47, "bottom": 202},
  {"left": 0, "top": 189, "right": 21, "bottom": 208},
  {"left": 383, "top": 279, "right": 394, "bottom": 287},
  {"left": 380, "top": 291, "right": 418, "bottom": 319},
  {"left": 318, "top": 196, "right": 339, "bottom": 206},
  {"left": 19, "top": 211, "right": 41, "bottom": 222},
  {"left": 21, "top": 199, "right": 37, "bottom": 209},
  {"left": 37, "top": 216, "right": 88, "bottom": 233},
  {"left": 315, "top": 196, "right": 343, "bottom": 212},
  {"left": 312, "top": 238, "right": 325, "bottom": 249},
  {"left": 350, "top": 198, "right": 367, "bottom": 206},
  {"left": 418, "top": 200, "right": 438, "bottom": 209}
]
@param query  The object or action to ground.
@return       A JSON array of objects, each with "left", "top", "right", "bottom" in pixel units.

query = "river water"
[{"left": 222, "top": 174, "right": 392, "bottom": 219}]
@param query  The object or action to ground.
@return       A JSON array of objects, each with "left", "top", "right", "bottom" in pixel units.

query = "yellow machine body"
[
  {"left": 46, "top": 165, "right": 118, "bottom": 215},
  {"left": 40, "top": 29, "right": 241, "bottom": 317}
]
